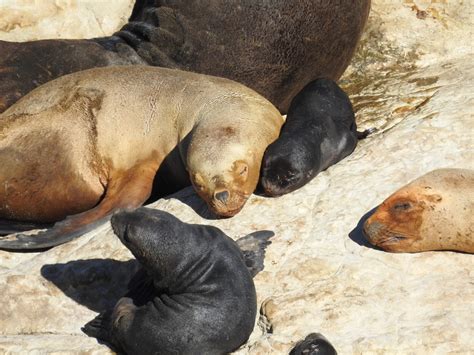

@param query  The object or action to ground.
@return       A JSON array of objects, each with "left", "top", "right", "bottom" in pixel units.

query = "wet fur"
[
  {"left": 260, "top": 79, "right": 370, "bottom": 196},
  {"left": 83, "top": 208, "right": 267, "bottom": 354},
  {"left": 290, "top": 333, "right": 337, "bottom": 355}
]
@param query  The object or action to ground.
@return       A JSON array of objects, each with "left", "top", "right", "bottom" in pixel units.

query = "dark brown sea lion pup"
[
  {"left": 290, "top": 333, "right": 337, "bottom": 355},
  {"left": 83, "top": 207, "right": 273, "bottom": 354},
  {"left": 0, "top": 0, "right": 370, "bottom": 113},
  {"left": 0, "top": 66, "right": 283, "bottom": 251},
  {"left": 363, "top": 168, "right": 474, "bottom": 253},
  {"left": 260, "top": 79, "right": 373, "bottom": 197}
]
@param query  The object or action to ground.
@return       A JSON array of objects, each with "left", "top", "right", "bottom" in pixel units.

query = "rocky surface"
[
  {"left": 0, "top": 0, "right": 132, "bottom": 42},
  {"left": 0, "top": 0, "right": 473, "bottom": 354}
]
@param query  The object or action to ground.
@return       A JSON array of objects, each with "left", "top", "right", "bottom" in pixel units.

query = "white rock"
[{"left": 0, "top": 0, "right": 473, "bottom": 353}]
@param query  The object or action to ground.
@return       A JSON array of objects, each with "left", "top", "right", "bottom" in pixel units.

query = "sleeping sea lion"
[
  {"left": 83, "top": 207, "right": 273, "bottom": 354},
  {"left": 363, "top": 168, "right": 474, "bottom": 253},
  {"left": 0, "top": 66, "right": 283, "bottom": 250},
  {"left": 260, "top": 79, "right": 373, "bottom": 197},
  {"left": 290, "top": 333, "right": 338, "bottom": 355},
  {"left": 0, "top": 0, "right": 370, "bottom": 113}
]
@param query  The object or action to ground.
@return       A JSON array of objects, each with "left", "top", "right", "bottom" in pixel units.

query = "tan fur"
[
  {"left": 0, "top": 66, "right": 283, "bottom": 234},
  {"left": 363, "top": 169, "right": 474, "bottom": 253}
]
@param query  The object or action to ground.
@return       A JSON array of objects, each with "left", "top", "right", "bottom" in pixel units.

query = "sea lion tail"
[
  {"left": 236, "top": 230, "right": 274, "bottom": 277},
  {"left": 0, "top": 215, "right": 109, "bottom": 252},
  {"left": 356, "top": 127, "right": 377, "bottom": 140},
  {"left": 82, "top": 310, "right": 113, "bottom": 341}
]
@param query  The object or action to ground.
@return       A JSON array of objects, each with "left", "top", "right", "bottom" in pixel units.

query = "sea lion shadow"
[
  {"left": 165, "top": 189, "right": 220, "bottom": 220},
  {"left": 348, "top": 207, "right": 383, "bottom": 250},
  {"left": 41, "top": 258, "right": 140, "bottom": 313}
]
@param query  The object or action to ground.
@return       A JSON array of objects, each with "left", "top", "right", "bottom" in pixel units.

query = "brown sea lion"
[
  {"left": 363, "top": 169, "right": 474, "bottom": 253},
  {"left": 0, "top": 66, "right": 283, "bottom": 250},
  {"left": 0, "top": 0, "right": 371, "bottom": 113}
]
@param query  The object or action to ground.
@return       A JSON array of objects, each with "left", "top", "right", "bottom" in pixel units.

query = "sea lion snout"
[
  {"left": 214, "top": 189, "right": 230, "bottom": 203},
  {"left": 363, "top": 219, "right": 387, "bottom": 245},
  {"left": 111, "top": 209, "right": 138, "bottom": 245},
  {"left": 260, "top": 156, "right": 303, "bottom": 197}
]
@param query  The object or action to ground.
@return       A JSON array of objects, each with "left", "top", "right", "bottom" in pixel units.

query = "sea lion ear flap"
[{"left": 235, "top": 230, "right": 274, "bottom": 277}]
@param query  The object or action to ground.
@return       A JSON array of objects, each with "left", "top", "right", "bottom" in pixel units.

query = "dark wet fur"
[
  {"left": 260, "top": 78, "right": 372, "bottom": 196},
  {"left": 83, "top": 208, "right": 272, "bottom": 355},
  {"left": 290, "top": 333, "right": 337, "bottom": 355}
]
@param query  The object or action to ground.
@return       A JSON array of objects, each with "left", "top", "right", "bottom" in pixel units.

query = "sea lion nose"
[
  {"left": 214, "top": 190, "right": 230, "bottom": 203},
  {"left": 363, "top": 220, "right": 383, "bottom": 239}
]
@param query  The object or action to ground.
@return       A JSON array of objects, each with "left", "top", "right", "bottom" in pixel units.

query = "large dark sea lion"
[
  {"left": 83, "top": 207, "right": 272, "bottom": 354},
  {"left": 363, "top": 168, "right": 474, "bottom": 253},
  {"left": 0, "top": 66, "right": 283, "bottom": 250},
  {"left": 0, "top": 0, "right": 371, "bottom": 113},
  {"left": 260, "top": 79, "right": 372, "bottom": 197}
]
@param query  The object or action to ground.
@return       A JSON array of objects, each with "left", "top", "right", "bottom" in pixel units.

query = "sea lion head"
[
  {"left": 186, "top": 119, "right": 274, "bottom": 217},
  {"left": 110, "top": 208, "right": 187, "bottom": 271},
  {"left": 260, "top": 139, "right": 313, "bottom": 196},
  {"left": 189, "top": 146, "right": 259, "bottom": 217},
  {"left": 185, "top": 95, "right": 283, "bottom": 217},
  {"left": 363, "top": 185, "right": 443, "bottom": 253}
]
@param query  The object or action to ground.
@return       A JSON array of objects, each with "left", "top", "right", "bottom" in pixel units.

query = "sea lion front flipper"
[
  {"left": 0, "top": 161, "right": 159, "bottom": 251},
  {"left": 236, "top": 230, "right": 274, "bottom": 277},
  {"left": 82, "top": 309, "right": 113, "bottom": 341}
]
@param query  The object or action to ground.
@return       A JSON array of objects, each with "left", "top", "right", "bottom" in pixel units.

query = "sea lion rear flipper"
[
  {"left": 0, "top": 162, "right": 158, "bottom": 251},
  {"left": 0, "top": 219, "right": 53, "bottom": 235},
  {"left": 356, "top": 127, "right": 377, "bottom": 139},
  {"left": 0, "top": 215, "right": 109, "bottom": 251},
  {"left": 236, "top": 230, "right": 274, "bottom": 277}
]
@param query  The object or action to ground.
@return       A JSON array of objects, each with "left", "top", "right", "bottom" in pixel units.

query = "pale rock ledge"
[{"left": 0, "top": 1, "right": 473, "bottom": 354}]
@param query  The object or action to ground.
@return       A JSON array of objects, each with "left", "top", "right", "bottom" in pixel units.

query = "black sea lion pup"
[
  {"left": 83, "top": 207, "right": 273, "bottom": 355},
  {"left": 260, "top": 78, "right": 374, "bottom": 197},
  {"left": 289, "top": 333, "right": 337, "bottom": 355}
]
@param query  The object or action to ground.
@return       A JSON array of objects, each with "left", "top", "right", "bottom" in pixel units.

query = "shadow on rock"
[
  {"left": 41, "top": 258, "right": 140, "bottom": 313},
  {"left": 161, "top": 187, "right": 220, "bottom": 220},
  {"left": 348, "top": 207, "right": 382, "bottom": 250}
]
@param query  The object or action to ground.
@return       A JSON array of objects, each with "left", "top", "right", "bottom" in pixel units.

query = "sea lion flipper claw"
[{"left": 236, "top": 230, "right": 274, "bottom": 277}]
